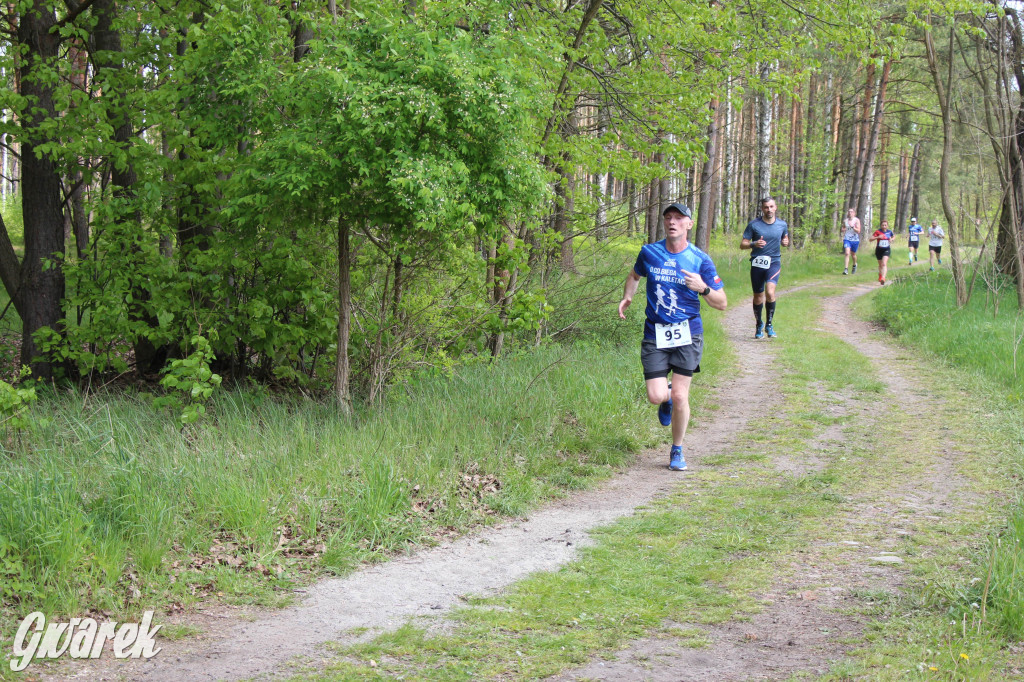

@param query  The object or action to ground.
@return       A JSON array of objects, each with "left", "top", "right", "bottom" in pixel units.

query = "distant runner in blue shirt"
[
  {"left": 907, "top": 217, "right": 923, "bottom": 264},
  {"left": 619, "top": 203, "right": 727, "bottom": 471},
  {"left": 740, "top": 196, "right": 790, "bottom": 339}
]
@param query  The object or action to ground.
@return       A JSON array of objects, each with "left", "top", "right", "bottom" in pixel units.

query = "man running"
[
  {"left": 928, "top": 220, "right": 944, "bottom": 271},
  {"left": 907, "top": 217, "right": 923, "bottom": 264},
  {"left": 870, "top": 219, "right": 894, "bottom": 285},
  {"left": 741, "top": 196, "right": 789, "bottom": 339},
  {"left": 618, "top": 203, "right": 727, "bottom": 471},
  {"left": 841, "top": 207, "right": 861, "bottom": 275}
]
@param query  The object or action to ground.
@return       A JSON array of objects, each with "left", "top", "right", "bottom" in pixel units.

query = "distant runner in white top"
[
  {"left": 841, "top": 207, "right": 861, "bottom": 275},
  {"left": 928, "top": 220, "right": 944, "bottom": 271}
]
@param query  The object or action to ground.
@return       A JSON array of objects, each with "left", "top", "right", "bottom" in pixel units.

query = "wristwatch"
[{"left": 700, "top": 286, "right": 711, "bottom": 296}]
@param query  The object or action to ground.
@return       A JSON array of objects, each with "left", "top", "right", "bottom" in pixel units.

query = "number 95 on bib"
[{"left": 655, "top": 320, "right": 692, "bottom": 349}]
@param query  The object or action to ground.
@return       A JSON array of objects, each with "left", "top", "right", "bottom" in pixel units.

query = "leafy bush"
[{"left": 152, "top": 334, "right": 223, "bottom": 425}]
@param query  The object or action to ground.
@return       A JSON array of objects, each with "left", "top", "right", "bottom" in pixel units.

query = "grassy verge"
[
  {"left": 870, "top": 268, "right": 1024, "bottom": 399},
  {"left": 0, "top": 234, "right": 734, "bottom": 671}
]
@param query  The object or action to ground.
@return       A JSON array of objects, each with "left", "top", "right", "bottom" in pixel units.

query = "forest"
[
  {"left": 1, "top": 0, "right": 1021, "bottom": 414},
  {"left": 4, "top": 3, "right": 1024, "bottom": 678}
]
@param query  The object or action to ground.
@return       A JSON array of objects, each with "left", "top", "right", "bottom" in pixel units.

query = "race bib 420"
[
  {"left": 655, "top": 320, "right": 692, "bottom": 349},
  {"left": 752, "top": 255, "right": 771, "bottom": 269}
]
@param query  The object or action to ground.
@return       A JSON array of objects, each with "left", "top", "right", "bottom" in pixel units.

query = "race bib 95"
[{"left": 655, "top": 320, "right": 692, "bottom": 349}]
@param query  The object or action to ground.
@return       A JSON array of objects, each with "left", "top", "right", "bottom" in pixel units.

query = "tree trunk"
[
  {"left": 622, "top": 178, "right": 630, "bottom": 236},
  {"left": 695, "top": 97, "right": 720, "bottom": 250},
  {"left": 722, "top": 82, "right": 735, "bottom": 233},
  {"left": 556, "top": 162, "right": 577, "bottom": 271},
  {"left": 878, "top": 130, "right": 891, "bottom": 222},
  {"left": 756, "top": 62, "right": 774, "bottom": 209},
  {"left": 334, "top": 213, "right": 352, "bottom": 413},
  {"left": 646, "top": 173, "right": 660, "bottom": 243},
  {"left": 847, "top": 64, "right": 876, "bottom": 214},
  {"left": 595, "top": 99, "right": 610, "bottom": 241},
  {"left": 856, "top": 62, "right": 890, "bottom": 225},
  {"left": 895, "top": 148, "right": 908, "bottom": 232},
  {"left": 925, "top": 24, "right": 967, "bottom": 306},
  {"left": 12, "top": 1, "right": 66, "bottom": 378}
]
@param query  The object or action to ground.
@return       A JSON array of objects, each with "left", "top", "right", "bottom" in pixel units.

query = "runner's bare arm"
[{"left": 618, "top": 270, "right": 642, "bottom": 319}]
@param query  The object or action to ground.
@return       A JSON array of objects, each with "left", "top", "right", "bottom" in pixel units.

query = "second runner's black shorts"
[{"left": 749, "top": 259, "right": 781, "bottom": 294}]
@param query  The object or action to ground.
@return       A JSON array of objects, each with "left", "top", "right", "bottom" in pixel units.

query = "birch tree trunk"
[
  {"left": 756, "top": 62, "right": 775, "bottom": 209},
  {"left": 856, "top": 62, "right": 891, "bottom": 226}
]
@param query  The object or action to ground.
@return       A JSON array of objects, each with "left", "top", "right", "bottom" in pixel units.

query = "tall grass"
[
  {"left": 871, "top": 267, "right": 1024, "bottom": 646},
  {"left": 0, "top": 230, "right": 732, "bottom": 633},
  {"left": 871, "top": 270, "right": 1024, "bottom": 399}
]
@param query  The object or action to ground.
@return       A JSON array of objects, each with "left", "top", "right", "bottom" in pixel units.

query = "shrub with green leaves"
[
  {"left": 0, "top": 367, "right": 38, "bottom": 434},
  {"left": 153, "top": 334, "right": 223, "bottom": 425}
]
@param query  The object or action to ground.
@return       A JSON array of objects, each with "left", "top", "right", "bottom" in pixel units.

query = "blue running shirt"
[
  {"left": 742, "top": 217, "right": 789, "bottom": 261},
  {"left": 633, "top": 241, "right": 724, "bottom": 340}
]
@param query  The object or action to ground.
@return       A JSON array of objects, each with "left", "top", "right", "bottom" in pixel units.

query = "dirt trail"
[
  {"left": 554, "top": 283, "right": 977, "bottom": 681},
  {"left": 54, "top": 288, "right": 780, "bottom": 681}
]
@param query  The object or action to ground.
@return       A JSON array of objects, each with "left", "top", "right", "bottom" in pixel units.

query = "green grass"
[
  {"left": 0, "top": 340, "right": 670, "bottom": 622},
  {"left": 4, "top": 237, "right": 1024, "bottom": 679},
  {"left": 0, "top": 233, "right": 735, "bottom": 667},
  {"left": 871, "top": 268, "right": 1024, "bottom": 399},
  {"left": 868, "top": 265, "right": 1024, "bottom": 659}
]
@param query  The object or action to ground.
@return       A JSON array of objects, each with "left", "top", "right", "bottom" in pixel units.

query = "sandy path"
[{"left": 55, "top": 294, "right": 776, "bottom": 681}]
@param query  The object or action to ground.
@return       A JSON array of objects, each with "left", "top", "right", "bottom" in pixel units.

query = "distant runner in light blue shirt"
[{"left": 908, "top": 217, "right": 923, "bottom": 264}]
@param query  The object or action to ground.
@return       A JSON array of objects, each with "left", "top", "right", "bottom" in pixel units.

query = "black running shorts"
[
  {"left": 640, "top": 336, "right": 703, "bottom": 380},
  {"left": 749, "top": 259, "right": 781, "bottom": 294}
]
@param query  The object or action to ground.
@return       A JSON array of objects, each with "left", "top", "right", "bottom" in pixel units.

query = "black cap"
[{"left": 663, "top": 203, "right": 692, "bottom": 218}]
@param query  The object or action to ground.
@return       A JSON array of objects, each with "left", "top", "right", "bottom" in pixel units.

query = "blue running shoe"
[
  {"left": 765, "top": 323, "right": 776, "bottom": 338},
  {"left": 755, "top": 322, "right": 764, "bottom": 339},
  {"left": 668, "top": 446, "right": 687, "bottom": 471},
  {"left": 657, "top": 397, "right": 672, "bottom": 426}
]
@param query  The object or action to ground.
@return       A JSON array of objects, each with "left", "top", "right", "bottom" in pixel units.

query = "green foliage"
[
  {"left": 153, "top": 335, "right": 223, "bottom": 425},
  {"left": 0, "top": 367, "right": 38, "bottom": 433}
]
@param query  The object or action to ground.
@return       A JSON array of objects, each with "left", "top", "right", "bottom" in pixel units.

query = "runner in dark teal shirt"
[{"left": 740, "top": 196, "right": 790, "bottom": 339}]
